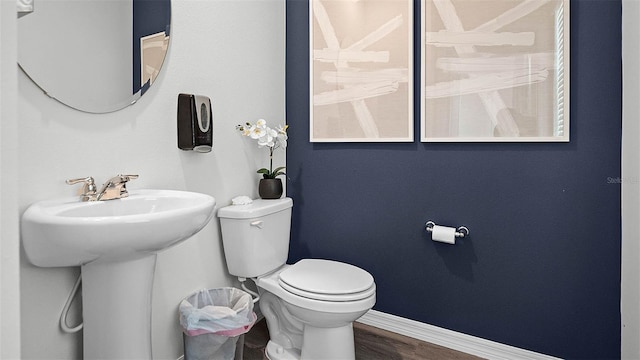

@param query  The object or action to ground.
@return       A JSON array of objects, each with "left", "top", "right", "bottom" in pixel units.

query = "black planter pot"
[{"left": 258, "top": 178, "right": 283, "bottom": 199}]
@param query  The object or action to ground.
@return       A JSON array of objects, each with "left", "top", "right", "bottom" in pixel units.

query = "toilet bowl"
[
  {"left": 217, "top": 198, "right": 376, "bottom": 360},
  {"left": 258, "top": 259, "right": 376, "bottom": 359}
]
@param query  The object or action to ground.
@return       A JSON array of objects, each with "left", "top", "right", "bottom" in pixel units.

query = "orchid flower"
[{"left": 236, "top": 120, "right": 289, "bottom": 179}]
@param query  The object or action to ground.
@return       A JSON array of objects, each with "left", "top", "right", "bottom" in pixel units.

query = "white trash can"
[{"left": 179, "top": 288, "right": 257, "bottom": 360}]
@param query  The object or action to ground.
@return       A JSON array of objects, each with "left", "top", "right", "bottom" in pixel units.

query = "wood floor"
[{"left": 242, "top": 318, "right": 485, "bottom": 360}]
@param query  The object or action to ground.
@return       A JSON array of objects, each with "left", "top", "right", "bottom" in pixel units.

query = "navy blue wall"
[{"left": 285, "top": 0, "right": 622, "bottom": 358}]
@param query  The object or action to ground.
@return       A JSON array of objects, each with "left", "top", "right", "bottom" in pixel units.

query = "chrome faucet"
[
  {"left": 66, "top": 174, "right": 139, "bottom": 201},
  {"left": 95, "top": 174, "right": 139, "bottom": 201}
]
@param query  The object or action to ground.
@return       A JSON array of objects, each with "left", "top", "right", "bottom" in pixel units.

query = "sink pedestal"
[{"left": 82, "top": 254, "right": 157, "bottom": 359}]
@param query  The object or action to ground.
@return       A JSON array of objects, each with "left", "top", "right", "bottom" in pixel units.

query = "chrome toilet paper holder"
[{"left": 425, "top": 221, "right": 470, "bottom": 238}]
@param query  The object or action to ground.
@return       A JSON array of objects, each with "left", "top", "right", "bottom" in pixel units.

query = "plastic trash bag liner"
[
  {"left": 180, "top": 287, "right": 257, "bottom": 336},
  {"left": 183, "top": 331, "right": 240, "bottom": 360}
]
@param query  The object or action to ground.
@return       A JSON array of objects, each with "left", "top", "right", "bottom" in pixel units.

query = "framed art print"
[
  {"left": 421, "top": 0, "right": 570, "bottom": 142},
  {"left": 310, "top": 0, "right": 413, "bottom": 142}
]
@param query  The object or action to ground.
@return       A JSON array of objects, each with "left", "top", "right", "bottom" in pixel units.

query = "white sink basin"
[
  {"left": 21, "top": 189, "right": 216, "bottom": 266},
  {"left": 21, "top": 189, "right": 216, "bottom": 359}
]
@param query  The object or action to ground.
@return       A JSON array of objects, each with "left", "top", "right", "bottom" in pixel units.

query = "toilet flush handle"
[{"left": 250, "top": 220, "right": 263, "bottom": 229}]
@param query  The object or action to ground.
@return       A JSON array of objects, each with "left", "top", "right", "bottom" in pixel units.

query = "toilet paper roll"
[{"left": 432, "top": 225, "right": 456, "bottom": 244}]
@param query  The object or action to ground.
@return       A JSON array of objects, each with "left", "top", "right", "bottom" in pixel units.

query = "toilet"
[{"left": 217, "top": 197, "right": 376, "bottom": 360}]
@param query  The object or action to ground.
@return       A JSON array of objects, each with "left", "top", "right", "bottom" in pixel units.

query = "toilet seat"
[
  {"left": 278, "top": 259, "right": 375, "bottom": 302},
  {"left": 257, "top": 262, "right": 376, "bottom": 314}
]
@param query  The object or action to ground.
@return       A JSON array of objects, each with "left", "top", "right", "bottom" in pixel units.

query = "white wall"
[
  {"left": 1, "top": 0, "right": 22, "bottom": 358},
  {"left": 16, "top": 0, "right": 285, "bottom": 358},
  {"left": 622, "top": 1, "right": 640, "bottom": 358}
]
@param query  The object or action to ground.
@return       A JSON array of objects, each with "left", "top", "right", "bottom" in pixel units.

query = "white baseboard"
[{"left": 357, "top": 310, "right": 562, "bottom": 360}]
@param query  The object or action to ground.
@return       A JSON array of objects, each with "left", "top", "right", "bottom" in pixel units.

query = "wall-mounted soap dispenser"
[{"left": 177, "top": 93, "right": 213, "bottom": 153}]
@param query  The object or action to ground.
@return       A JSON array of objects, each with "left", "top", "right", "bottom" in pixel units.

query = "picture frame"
[
  {"left": 310, "top": 0, "right": 414, "bottom": 142},
  {"left": 421, "top": 0, "right": 570, "bottom": 142}
]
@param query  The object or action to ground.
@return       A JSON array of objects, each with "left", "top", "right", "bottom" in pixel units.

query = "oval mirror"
[{"left": 18, "top": 0, "right": 171, "bottom": 113}]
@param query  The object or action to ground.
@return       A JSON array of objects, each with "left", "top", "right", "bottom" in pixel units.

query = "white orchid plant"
[{"left": 236, "top": 119, "right": 289, "bottom": 179}]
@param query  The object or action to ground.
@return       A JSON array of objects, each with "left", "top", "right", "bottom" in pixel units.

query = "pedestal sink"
[{"left": 21, "top": 189, "right": 216, "bottom": 359}]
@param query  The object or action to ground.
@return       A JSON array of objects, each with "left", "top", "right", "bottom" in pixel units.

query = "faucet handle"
[
  {"left": 119, "top": 174, "right": 139, "bottom": 182},
  {"left": 65, "top": 176, "right": 97, "bottom": 201},
  {"left": 115, "top": 174, "right": 138, "bottom": 196},
  {"left": 66, "top": 176, "right": 96, "bottom": 189}
]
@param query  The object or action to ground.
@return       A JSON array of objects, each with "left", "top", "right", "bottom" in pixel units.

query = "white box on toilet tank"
[{"left": 217, "top": 198, "right": 293, "bottom": 278}]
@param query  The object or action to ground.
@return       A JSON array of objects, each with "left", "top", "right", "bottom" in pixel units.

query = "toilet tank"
[{"left": 217, "top": 197, "right": 293, "bottom": 278}]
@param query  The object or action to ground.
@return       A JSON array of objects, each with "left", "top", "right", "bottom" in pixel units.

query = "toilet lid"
[{"left": 279, "top": 259, "right": 375, "bottom": 301}]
